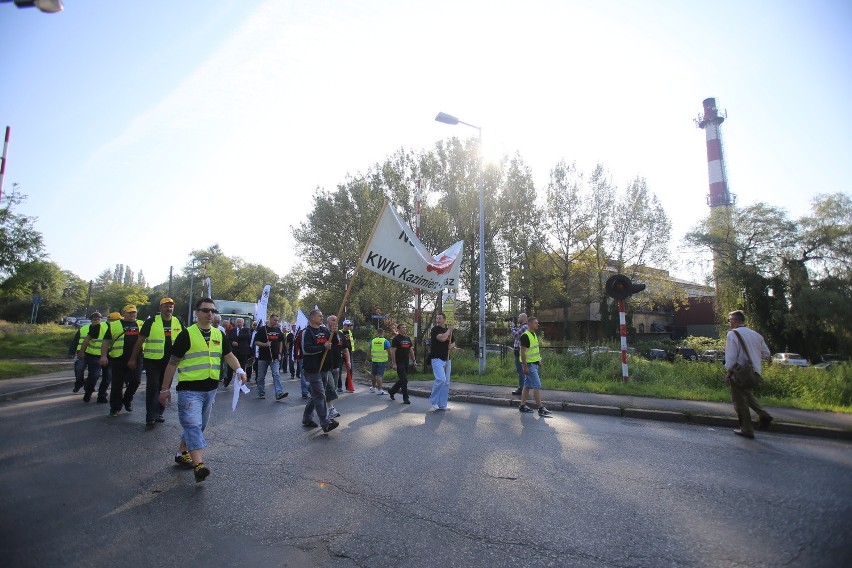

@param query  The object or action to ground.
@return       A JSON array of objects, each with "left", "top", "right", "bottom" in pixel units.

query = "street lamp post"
[
  {"left": 186, "top": 257, "right": 209, "bottom": 323},
  {"left": 435, "top": 111, "right": 486, "bottom": 375}
]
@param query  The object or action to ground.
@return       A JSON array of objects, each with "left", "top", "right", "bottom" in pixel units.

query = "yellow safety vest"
[
  {"left": 143, "top": 314, "right": 183, "bottom": 359},
  {"left": 177, "top": 325, "right": 223, "bottom": 382},
  {"left": 76, "top": 324, "right": 89, "bottom": 351},
  {"left": 85, "top": 323, "right": 108, "bottom": 356},
  {"left": 522, "top": 330, "right": 541, "bottom": 363},
  {"left": 107, "top": 319, "right": 143, "bottom": 358},
  {"left": 344, "top": 329, "right": 355, "bottom": 352},
  {"left": 371, "top": 337, "right": 388, "bottom": 362}
]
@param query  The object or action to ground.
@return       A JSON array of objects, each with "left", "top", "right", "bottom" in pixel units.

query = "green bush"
[{"left": 0, "top": 321, "right": 76, "bottom": 358}]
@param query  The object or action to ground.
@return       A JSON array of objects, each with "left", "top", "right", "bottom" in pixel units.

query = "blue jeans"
[
  {"left": 81, "top": 354, "right": 103, "bottom": 395},
  {"left": 524, "top": 362, "right": 542, "bottom": 389},
  {"left": 299, "top": 364, "right": 310, "bottom": 396},
  {"left": 256, "top": 359, "right": 284, "bottom": 396},
  {"left": 303, "top": 370, "right": 330, "bottom": 427},
  {"left": 429, "top": 358, "right": 452, "bottom": 408},
  {"left": 74, "top": 357, "right": 87, "bottom": 389},
  {"left": 514, "top": 349, "right": 524, "bottom": 389},
  {"left": 178, "top": 389, "right": 217, "bottom": 451}
]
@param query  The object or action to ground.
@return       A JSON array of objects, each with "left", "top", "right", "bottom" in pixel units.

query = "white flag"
[
  {"left": 254, "top": 285, "right": 271, "bottom": 326},
  {"left": 295, "top": 308, "right": 308, "bottom": 330},
  {"left": 360, "top": 202, "right": 463, "bottom": 293}
]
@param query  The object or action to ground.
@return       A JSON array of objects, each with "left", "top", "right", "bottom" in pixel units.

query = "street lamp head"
[
  {"left": 4, "top": 0, "right": 64, "bottom": 13},
  {"left": 435, "top": 112, "right": 460, "bottom": 126}
]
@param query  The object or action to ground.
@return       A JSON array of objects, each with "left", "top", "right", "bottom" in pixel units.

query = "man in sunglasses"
[{"left": 159, "top": 298, "right": 248, "bottom": 483}]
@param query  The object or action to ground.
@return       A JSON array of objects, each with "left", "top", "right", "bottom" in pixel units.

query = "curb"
[
  {"left": 402, "top": 385, "right": 852, "bottom": 442},
  {"left": 7, "top": 375, "right": 852, "bottom": 442}
]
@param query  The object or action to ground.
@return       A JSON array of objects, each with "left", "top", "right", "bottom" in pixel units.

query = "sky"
[{"left": 1, "top": 0, "right": 851, "bottom": 290}]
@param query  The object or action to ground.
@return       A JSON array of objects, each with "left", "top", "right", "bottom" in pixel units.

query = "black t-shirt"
[
  {"left": 302, "top": 325, "right": 330, "bottom": 373},
  {"left": 140, "top": 316, "right": 182, "bottom": 360},
  {"left": 104, "top": 319, "right": 141, "bottom": 361},
  {"left": 171, "top": 326, "right": 232, "bottom": 391},
  {"left": 326, "top": 331, "right": 344, "bottom": 370},
  {"left": 254, "top": 325, "right": 284, "bottom": 361},
  {"left": 430, "top": 326, "right": 451, "bottom": 361},
  {"left": 392, "top": 334, "right": 412, "bottom": 367}
]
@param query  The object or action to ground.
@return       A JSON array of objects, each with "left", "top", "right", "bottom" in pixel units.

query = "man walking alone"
[{"left": 724, "top": 310, "right": 773, "bottom": 439}]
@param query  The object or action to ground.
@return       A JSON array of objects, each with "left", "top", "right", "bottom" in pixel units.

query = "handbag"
[{"left": 731, "top": 330, "right": 763, "bottom": 389}]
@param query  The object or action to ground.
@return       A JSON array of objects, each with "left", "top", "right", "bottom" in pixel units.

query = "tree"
[
  {"left": 0, "top": 260, "right": 86, "bottom": 322},
  {"left": 0, "top": 187, "right": 45, "bottom": 280}
]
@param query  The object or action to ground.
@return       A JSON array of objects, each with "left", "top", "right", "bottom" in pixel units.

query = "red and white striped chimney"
[{"left": 697, "top": 98, "right": 734, "bottom": 207}]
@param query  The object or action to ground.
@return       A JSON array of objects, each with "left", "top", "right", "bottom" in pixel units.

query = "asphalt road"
[{"left": 1, "top": 380, "right": 851, "bottom": 567}]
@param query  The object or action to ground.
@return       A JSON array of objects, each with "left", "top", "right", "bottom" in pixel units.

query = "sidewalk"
[{"left": 3, "top": 364, "right": 851, "bottom": 441}]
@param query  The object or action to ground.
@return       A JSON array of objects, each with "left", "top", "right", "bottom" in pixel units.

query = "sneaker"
[
  {"left": 82, "top": 392, "right": 92, "bottom": 403},
  {"left": 275, "top": 392, "right": 289, "bottom": 400},
  {"left": 109, "top": 409, "right": 119, "bottom": 417},
  {"left": 518, "top": 405, "right": 534, "bottom": 413},
  {"left": 369, "top": 386, "right": 376, "bottom": 393},
  {"left": 174, "top": 452, "right": 194, "bottom": 469},
  {"left": 403, "top": 399, "right": 411, "bottom": 404},
  {"left": 388, "top": 392, "right": 396, "bottom": 400},
  {"left": 439, "top": 407, "right": 450, "bottom": 411},
  {"left": 336, "top": 388, "right": 343, "bottom": 393},
  {"left": 377, "top": 390, "right": 387, "bottom": 396},
  {"left": 431, "top": 404, "right": 440, "bottom": 411},
  {"left": 194, "top": 462, "right": 211, "bottom": 483},
  {"left": 155, "top": 415, "right": 165, "bottom": 423},
  {"left": 538, "top": 407, "right": 553, "bottom": 417},
  {"left": 328, "top": 408, "right": 341, "bottom": 418},
  {"left": 145, "top": 421, "right": 155, "bottom": 430},
  {"left": 302, "top": 420, "right": 319, "bottom": 428},
  {"left": 258, "top": 393, "right": 266, "bottom": 399},
  {"left": 733, "top": 428, "right": 755, "bottom": 439},
  {"left": 322, "top": 419, "right": 339, "bottom": 433},
  {"left": 123, "top": 402, "right": 132, "bottom": 412},
  {"left": 511, "top": 389, "right": 522, "bottom": 396}
]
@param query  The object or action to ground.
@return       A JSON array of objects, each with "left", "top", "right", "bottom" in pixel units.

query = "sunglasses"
[{"left": 197, "top": 308, "right": 219, "bottom": 314}]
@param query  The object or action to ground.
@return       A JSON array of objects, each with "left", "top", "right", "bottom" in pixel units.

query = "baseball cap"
[
  {"left": 122, "top": 304, "right": 138, "bottom": 313},
  {"left": 342, "top": 319, "right": 352, "bottom": 325},
  {"left": 160, "top": 297, "right": 175, "bottom": 305},
  {"left": 108, "top": 312, "right": 121, "bottom": 321}
]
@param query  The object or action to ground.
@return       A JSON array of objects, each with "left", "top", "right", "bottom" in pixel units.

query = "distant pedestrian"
[
  {"left": 724, "top": 310, "right": 773, "bottom": 439},
  {"left": 129, "top": 298, "right": 184, "bottom": 430},
  {"left": 301, "top": 309, "right": 339, "bottom": 433},
  {"left": 284, "top": 324, "right": 296, "bottom": 379},
  {"left": 517, "top": 317, "right": 552, "bottom": 417},
  {"left": 341, "top": 319, "right": 355, "bottom": 392},
  {"left": 74, "top": 312, "right": 105, "bottom": 402},
  {"left": 225, "top": 318, "right": 252, "bottom": 389},
  {"left": 428, "top": 313, "right": 454, "bottom": 411},
  {"left": 254, "top": 314, "right": 288, "bottom": 400},
  {"left": 388, "top": 323, "right": 415, "bottom": 404},
  {"left": 509, "top": 313, "right": 528, "bottom": 396},
  {"left": 100, "top": 305, "right": 143, "bottom": 418},
  {"left": 369, "top": 328, "right": 391, "bottom": 396},
  {"left": 323, "top": 315, "right": 348, "bottom": 418},
  {"left": 158, "top": 297, "right": 248, "bottom": 483}
]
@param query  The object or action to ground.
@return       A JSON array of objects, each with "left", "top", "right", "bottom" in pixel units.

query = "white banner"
[
  {"left": 295, "top": 308, "right": 308, "bottom": 330},
  {"left": 254, "top": 284, "right": 271, "bottom": 325},
  {"left": 360, "top": 202, "right": 463, "bottom": 293}
]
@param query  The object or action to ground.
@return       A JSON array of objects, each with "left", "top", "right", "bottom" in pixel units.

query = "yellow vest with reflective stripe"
[
  {"left": 344, "top": 329, "right": 355, "bottom": 352},
  {"left": 107, "top": 319, "right": 143, "bottom": 358},
  {"left": 177, "top": 325, "right": 223, "bottom": 382},
  {"left": 522, "top": 330, "right": 541, "bottom": 363},
  {"left": 143, "top": 314, "right": 183, "bottom": 359},
  {"left": 371, "top": 337, "right": 388, "bottom": 362},
  {"left": 85, "top": 323, "right": 108, "bottom": 356},
  {"left": 76, "top": 324, "right": 90, "bottom": 351}
]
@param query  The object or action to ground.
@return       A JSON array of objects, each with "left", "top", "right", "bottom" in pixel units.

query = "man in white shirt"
[{"left": 724, "top": 310, "right": 773, "bottom": 439}]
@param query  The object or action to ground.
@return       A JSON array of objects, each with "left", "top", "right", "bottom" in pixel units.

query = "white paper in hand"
[{"left": 232, "top": 377, "right": 250, "bottom": 411}]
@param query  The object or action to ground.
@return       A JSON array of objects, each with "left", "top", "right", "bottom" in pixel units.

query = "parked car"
[
  {"left": 74, "top": 318, "right": 92, "bottom": 328},
  {"left": 646, "top": 349, "right": 667, "bottom": 361},
  {"left": 771, "top": 352, "right": 809, "bottom": 367},
  {"left": 700, "top": 349, "right": 725, "bottom": 363},
  {"left": 670, "top": 347, "right": 698, "bottom": 361},
  {"left": 818, "top": 354, "right": 846, "bottom": 363}
]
